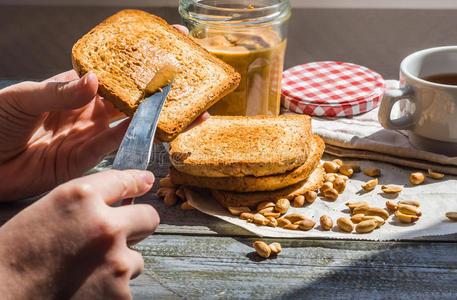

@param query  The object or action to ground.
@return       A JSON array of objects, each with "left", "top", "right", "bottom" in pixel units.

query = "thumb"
[{"left": 9, "top": 71, "right": 98, "bottom": 115}]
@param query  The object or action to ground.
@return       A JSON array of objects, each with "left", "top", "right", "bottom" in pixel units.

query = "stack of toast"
[{"left": 169, "top": 115, "right": 325, "bottom": 208}]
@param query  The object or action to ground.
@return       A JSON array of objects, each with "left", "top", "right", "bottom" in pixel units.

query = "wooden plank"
[{"left": 134, "top": 234, "right": 457, "bottom": 299}]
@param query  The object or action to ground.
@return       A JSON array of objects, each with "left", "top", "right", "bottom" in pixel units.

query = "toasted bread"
[
  {"left": 72, "top": 9, "right": 240, "bottom": 141},
  {"left": 170, "top": 135, "right": 324, "bottom": 192},
  {"left": 169, "top": 115, "right": 312, "bottom": 177},
  {"left": 211, "top": 165, "right": 325, "bottom": 208}
]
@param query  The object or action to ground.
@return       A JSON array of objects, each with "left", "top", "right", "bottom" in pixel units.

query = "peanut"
[
  {"left": 445, "top": 212, "right": 457, "bottom": 221},
  {"left": 398, "top": 200, "right": 420, "bottom": 207},
  {"left": 297, "top": 219, "right": 316, "bottom": 231},
  {"left": 345, "top": 163, "right": 361, "bottom": 173},
  {"left": 323, "top": 188, "right": 339, "bottom": 199},
  {"left": 253, "top": 241, "right": 271, "bottom": 258},
  {"left": 159, "top": 176, "right": 176, "bottom": 188},
  {"left": 355, "top": 219, "right": 378, "bottom": 233},
  {"left": 267, "top": 217, "right": 278, "bottom": 227},
  {"left": 324, "top": 173, "right": 337, "bottom": 183},
  {"left": 258, "top": 207, "right": 275, "bottom": 214},
  {"left": 324, "top": 161, "right": 340, "bottom": 173},
  {"left": 385, "top": 201, "right": 398, "bottom": 211},
  {"left": 381, "top": 184, "right": 403, "bottom": 194},
  {"left": 304, "top": 191, "right": 318, "bottom": 203},
  {"left": 284, "top": 213, "right": 307, "bottom": 223},
  {"left": 362, "top": 178, "right": 378, "bottom": 191},
  {"left": 164, "top": 191, "right": 178, "bottom": 207},
  {"left": 398, "top": 204, "right": 422, "bottom": 217},
  {"left": 365, "top": 207, "right": 390, "bottom": 220},
  {"left": 364, "top": 168, "right": 381, "bottom": 177},
  {"left": 334, "top": 177, "right": 346, "bottom": 194},
  {"left": 395, "top": 211, "right": 419, "bottom": 223},
  {"left": 337, "top": 217, "right": 354, "bottom": 232},
  {"left": 157, "top": 187, "right": 175, "bottom": 197},
  {"left": 410, "top": 172, "right": 425, "bottom": 185},
  {"left": 275, "top": 198, "right": 290, "bottom": 214},
  {"left": 253, "top": 213, "right": 269, "bottom": 226},
  {"left": 339, "top": 166, "right": 354, "bottom": 178},
  {"left": 352, "top": 205, "right": 370, "bottom": 215},
  {"left": 176, "top": 187, "right": 186, "bottom": 200},
  {"left": 320, "top": 182, "right": 334, "bottom": 192},
  {"left": 361, "top": 216, "right": 385, "bottom": 227},
  {"left": 346, "top": 201, "right": 369, "bottom": 211},
  {"left": 293, "top": 195, "right": 305, "bottom": 207},
  {"left": 333, "top": 159, "right": 344, "bottom": 167},
  {"left": 228, "top": 206, "right": 251, "bottom": 216},
  {"left": 180, "top": 201, "right": 194, "bottom": 210},
  {"left": 240, "top": 212, "right": 255, "bottom": 222},
  {"left": 338, "top": 174, "right": 349, "bottom": 181},
  {"left": 320, "top": 215, "right": 333, "bottom": 230},
  {"left": 351, "top": 214, "right": 365, "bottom": 224},
  {"left": 283, "top": 223, "right": 299, "bottom": 230},
  {"left": 428, "top": 169, "right": 444, "bottom": 179},
  {"left": 269, "top": 242, "right": 282, "bottom": 254},
  {"left": 277, "top": 218, "right": 292, "bottom": 227},
  {"left": 263, "top": 212, "right": 281, "bottom": 218},
  {"left": 257, "top": 201, "right": 275, "bottom": 211}
]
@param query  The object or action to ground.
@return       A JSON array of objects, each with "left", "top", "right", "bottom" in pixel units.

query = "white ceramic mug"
[{"left": 378, "top": 46, "right": 457, "bottom": 156}]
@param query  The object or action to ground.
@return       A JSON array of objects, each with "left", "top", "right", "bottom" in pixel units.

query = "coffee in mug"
[{"left": 421, "top": 73, "right": 457, "bottom": 86}]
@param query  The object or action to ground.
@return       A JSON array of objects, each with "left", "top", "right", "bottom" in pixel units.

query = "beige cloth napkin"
[{"left": 285, "top": 80, "right": 457, "bottom": 175}]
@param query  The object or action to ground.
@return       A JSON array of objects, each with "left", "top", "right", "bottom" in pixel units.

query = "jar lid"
[{"left": 281, "top": 61, "right": 385, "bottom": 117}]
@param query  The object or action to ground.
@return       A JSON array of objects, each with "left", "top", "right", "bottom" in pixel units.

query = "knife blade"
[{"left": 112, "top": 82, "right": 172, "bottom": 171}]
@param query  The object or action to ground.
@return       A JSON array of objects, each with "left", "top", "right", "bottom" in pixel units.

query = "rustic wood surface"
[{"left": 1, "top": 79, "right": 457, "bottom": 298}]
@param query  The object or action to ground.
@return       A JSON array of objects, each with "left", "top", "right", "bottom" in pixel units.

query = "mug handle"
[{"left": 378, "top": 86, "right": 415, "bottom": 130}]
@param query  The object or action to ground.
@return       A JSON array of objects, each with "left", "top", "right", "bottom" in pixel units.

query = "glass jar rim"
[{"left": 179, "top": 0, "right": 291, "bottom": 27}]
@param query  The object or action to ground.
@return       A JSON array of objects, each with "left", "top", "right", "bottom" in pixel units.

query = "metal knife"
[{"left": 111, "top": 82, "right": 172, "bottom": 205}]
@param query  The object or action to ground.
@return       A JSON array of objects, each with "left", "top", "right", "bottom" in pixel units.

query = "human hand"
[
  {"left": 0, "top": 70, "right": 127, "bottom": 202},
  {"left": 0, "top": 24, "right": 208, "bottom": 202},
  {"left": 0, "top": 169, "right": 157, "bottom": 299}
]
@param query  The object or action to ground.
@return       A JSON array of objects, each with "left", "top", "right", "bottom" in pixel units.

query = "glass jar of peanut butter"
[{"left": 179, "top": 0, "right": 290, "bottom": 116}]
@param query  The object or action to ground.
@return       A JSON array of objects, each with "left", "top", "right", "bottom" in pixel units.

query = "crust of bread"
[
  {"left": 170, "top": 135, "right": 324, "bottom": 192},
  {"left": 72, "top": 9, "right": 240, "bottom": 141},
  {"left": 211, "top": 165, "right": 325, "bottom": 208},
  {"left": 170, "top": 115, "right": 312, "bottom": 177}
]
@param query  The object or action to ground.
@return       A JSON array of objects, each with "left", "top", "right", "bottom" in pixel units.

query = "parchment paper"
[{"left": 186, "top": 159, "right": 457, "bottom": 240}]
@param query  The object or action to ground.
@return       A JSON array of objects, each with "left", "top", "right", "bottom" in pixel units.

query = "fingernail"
[
  {"left": 140, "top": 171, "right": 155, "bottom": 185},
  {"left": 82, "top": 71, "right": 96, "bottom": 86}
]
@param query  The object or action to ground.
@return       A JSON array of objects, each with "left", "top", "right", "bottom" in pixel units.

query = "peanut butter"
[
  {"left": 144, "top": 61, "right": 177, "bottom": 96},
  {"left": 193, "top": 29, "right": 286, "bottom": 116}
]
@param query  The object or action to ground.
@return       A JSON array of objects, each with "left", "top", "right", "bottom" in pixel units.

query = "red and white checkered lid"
[{"left": 281, "top": 61, "right": 385, "bottom": 117}]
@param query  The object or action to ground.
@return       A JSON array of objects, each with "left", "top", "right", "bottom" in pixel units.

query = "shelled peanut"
[
  {"left": 253, "top": 241, "right": 282, "bottom": 258},
  {"left": 344, "top": 201, "right": 390, "bottom": 233},
  {"left": 320, "top": 160, "right": 355, "bottom": 200},
  {"left": 320, "top": 215, "right": 333, "bottom": 231},
  {"left": 428, "top": 169, "right": 444, "bottom": 179},
  {"left": 156, "top": 174, "right": 193, "bottom": 210},
  {"left": 385, "top": 200, "right": 422, "bottom": 223},
  {"left": 410, "top": 172, "right": 426, "bottom": 185},
  {"left": 228, "top": 192, "right": 321, "bottom": 231},
  {"left": 445, "top": 212, "right": 457, "bottom": 221}
]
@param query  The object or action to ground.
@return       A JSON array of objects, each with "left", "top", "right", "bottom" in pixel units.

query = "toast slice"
[
  {"left": 72, "top": 9, "right": 240, "bottom": 141},
  {"left": 211, "top": 165, "right": 325, "bottom": 208},
  {"left": 170, "top": 135, "right": 324, "bottom": 192},
  {"left": 169, "top": 115, "right": 312, "bottom": 177}
]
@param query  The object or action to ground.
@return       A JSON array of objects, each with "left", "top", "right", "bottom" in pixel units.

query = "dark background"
[{"left": 1, "top": 5, "right": 457, "bottom": 80}]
